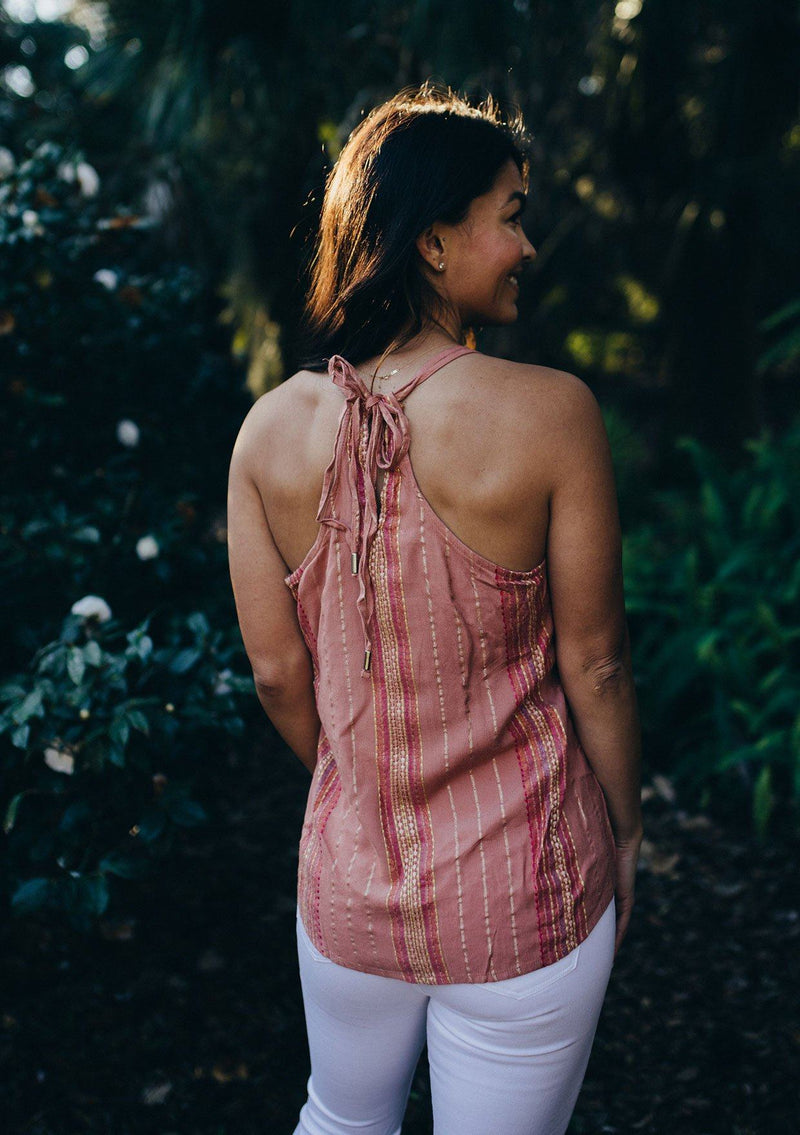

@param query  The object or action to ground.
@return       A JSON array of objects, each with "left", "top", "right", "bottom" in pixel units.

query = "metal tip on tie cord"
[
  {"left": 351, "top": 552, "right": 358, "bottom": 574},
  {"left": 363, "top": 648, "right": 372, "bottom": 672}
]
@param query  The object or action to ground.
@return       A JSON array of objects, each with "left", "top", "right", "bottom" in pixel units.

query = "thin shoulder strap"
[{"left": 393, "top": 344, "right": 474, "bottom": 400}]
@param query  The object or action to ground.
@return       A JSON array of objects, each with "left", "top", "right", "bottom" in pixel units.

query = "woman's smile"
[{"left": 431, "top": 158, "right": 536, "bottom": 329}]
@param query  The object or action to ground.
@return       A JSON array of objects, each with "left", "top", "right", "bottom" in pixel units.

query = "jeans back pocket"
[
  {"left": 481, "top": 943, "right": 581, "bottom": 1000},
  {"left": 296, "top": 908, "right": 335, "bottom": 965}
]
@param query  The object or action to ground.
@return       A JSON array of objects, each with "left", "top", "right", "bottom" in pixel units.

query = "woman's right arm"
[{"left": 544, "top": 373, "right": 643, "bottom": 953}]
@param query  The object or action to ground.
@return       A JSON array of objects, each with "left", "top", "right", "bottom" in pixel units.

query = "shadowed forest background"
[{"left": 1, "top": 1, "right": 799, "bottom": 1133}]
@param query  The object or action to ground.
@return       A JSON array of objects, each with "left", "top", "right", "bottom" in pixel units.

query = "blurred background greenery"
[{"left": 1, "top": 0, "right": 798, "bottom": 925}]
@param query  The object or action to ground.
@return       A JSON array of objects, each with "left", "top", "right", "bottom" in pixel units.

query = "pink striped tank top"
[{"left": 285, "top": 344, "right": 616, "bottom": 984}]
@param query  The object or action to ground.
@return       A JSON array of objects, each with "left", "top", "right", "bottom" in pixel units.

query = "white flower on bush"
[
  {"left": 116, "top": 418, "right": 140, "bottom": 447},
  {"left": 71, "top": 594, "right": 112, "bottom": 623},
  {"left": 20, "top": 209, "right": 44, "bottom": 238},
  {"left": 93, "top": 269, "right": 118, "bottom": 291},
  {"left": 213, "top": 669, "right": 233, "bottom": 696},
  {"left": 136, "top": 534, "right": 159, "bottom": 561},
  {"left": 56, "top": 153, "right": 100, "bottom": 196},
  {"left": 44, "top": 746, "right": 75, "bottom": 775},
  {"left": 0, "top": 147, "right": 16, "bottom": 178},
  {"left": 76, "top": 161, "right": 100, "bottom": 197}
]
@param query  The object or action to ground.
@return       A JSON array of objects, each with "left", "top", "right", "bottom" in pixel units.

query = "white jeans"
[{"left": 293, "top": 896, "right": 616, "bottom": 1135}]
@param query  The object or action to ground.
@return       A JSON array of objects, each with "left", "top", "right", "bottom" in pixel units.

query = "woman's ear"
[{"left": 415, "top": 225, "right": 445, "bottom": 272}]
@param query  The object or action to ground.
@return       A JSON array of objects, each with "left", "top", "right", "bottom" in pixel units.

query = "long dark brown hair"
[{"left": 300, "top": 83, "right": 529, "bottom": 370}]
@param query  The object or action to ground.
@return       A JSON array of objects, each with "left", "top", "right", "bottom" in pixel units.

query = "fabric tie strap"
[{"left": 316, "top": 345, "right": 472, "bottom": 676}]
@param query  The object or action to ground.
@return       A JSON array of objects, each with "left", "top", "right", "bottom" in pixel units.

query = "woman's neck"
[{"left": 360, "top": 323, "right": 464, "bottom": 381}]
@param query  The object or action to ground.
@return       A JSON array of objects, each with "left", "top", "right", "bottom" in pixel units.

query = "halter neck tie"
[{"left": 316, "top": 346, "right": 472, "bottom": 675}]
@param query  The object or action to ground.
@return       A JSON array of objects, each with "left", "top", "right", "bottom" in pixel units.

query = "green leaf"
[
  {"left": 759, "top": 686, "right": 799, "bottom": 718},
  {"left": 752, "top": 766, "right": 773, "bottom": 840},
  {"left": 757, "top": 295, "right": 800, "bottom": 332},
  {"left": 108, "top": 743, "right": 126, "bottom": 768},
  {"left": 11, "top": 687, "right": 44, "bottom": 725},
  {"left": 187, "top": 611, "right": 209, "bottom": 637},
  {"left": 72, "top": 525, "right": 101, "bottom": 544},
  {"left": 11, "top": 877, "right": 53, "bottom": 913},
  {"left": 135, "top": 635, "right": 153, "bottom": 661},
  {"left": 110, "top": 715, "right": 130, "bottom": 748},
  {"left": 718, "top": 744, "right": 762, "bottom": 770},
  {"left": 126, "top": 709, "right": 149, "bottom": 736},
  {"left": 700, "top": 482, "right": 728, "bottom": 532},
  {"left": 99, "top": 852, "right": 150, "bottom": 879},
  {"left": 67, "top": 647, "right": 86, "bottom": 686},
  {"left": 695, "top": 630, "right": 721, "bottom": 665},
  {"left": 4, "top": 790, "right": 31, "bottom": 834},
  {"left": 134, "top": 804, "right": 167, "bottom": 843},
  {"left": 166, "top": 796, "right": 208, "bottom": 827},
  {"left": 74, "top": 874, "right": 110, "bottom": 915},
  {"left": 170, "top": 648, "right": 201, "bottom": 674},
  {"left": 11, "top": 721, "right": 30, "bottom": 749},
  {"left": 83, "top": 640, "right": 103, "bottom": 667},
  {"left": 125, "top": 617, "right": 152, "bottom": 648},
  {"left": 58, "top": 800, "right": 92, "bottom": 833},
  {"left": 717, "top": 548, "right": 756, "bottom": 581},
  {"left": 0, "top": 682, "right": 28, "bottom": 702}
]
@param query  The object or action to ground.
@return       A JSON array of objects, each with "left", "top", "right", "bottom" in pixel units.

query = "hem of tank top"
[
  {"left": 400, "top": 452, "right": 547, "bottom": 584},
  {"left": 295, "top": 886, "right": 616, "bottom": 983}
]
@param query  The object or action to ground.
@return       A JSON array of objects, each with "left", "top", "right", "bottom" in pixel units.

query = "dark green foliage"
[
  {"left": 0, "top": 604, "right": 254, "bottom": 932},
  {"left": 757, "top": 296, "right": 800, "bottom": 374},
  {"left": 0, "top": 139, "right": 252, "bottom": 667},
  {"left": 624, "top": 422, "right": 800, "bottom": 837},
  {"left": 72, "top": 0, "right": 800, "bottom": 454},
  {"left": 0, "top": 132, "right": 259, "bottom": 929}
]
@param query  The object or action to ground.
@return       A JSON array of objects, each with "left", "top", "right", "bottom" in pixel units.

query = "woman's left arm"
[{"left": 227, "top": 429, "right": 319, "bottom": 775}]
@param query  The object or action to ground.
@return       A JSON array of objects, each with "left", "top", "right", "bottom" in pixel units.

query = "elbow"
[
  {"left": 559, "top": 627, "right": 632, "bottom": 694},
  {"left": 252, "top": 647, "right": 312, "bottom": 698},
  {"left": 584, "top": 652, "right": 630, "bottom": 694},
  {"left": 581, "top": 627, "right": 635, "bottom": 693}
]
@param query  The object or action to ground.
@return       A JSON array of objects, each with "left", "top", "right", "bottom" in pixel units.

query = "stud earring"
[{"left": 437, "top": 261, "right": 445, "bottom": 271}]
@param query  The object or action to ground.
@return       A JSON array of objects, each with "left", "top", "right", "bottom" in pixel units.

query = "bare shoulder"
[
  {"left": 466, "top": 352, "right": 602, "bottom": 437},
  {"left": 229, "top": 368, "right": 326, "bottom": 475}
]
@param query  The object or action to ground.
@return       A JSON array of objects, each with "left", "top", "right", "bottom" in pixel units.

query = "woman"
[{"left": 227, "top": 84, "right": 643, "bottom": 1135}]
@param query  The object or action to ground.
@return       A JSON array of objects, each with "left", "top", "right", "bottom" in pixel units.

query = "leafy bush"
[
  {"left": 0, "top": 598, "right": 254, "bottom": 931},
  {"left": 0, "top": 138, "right": 265, "bottom": 934},
  {"left": 0, "top": 139, "right": 252, "bottom": 666},
  {"left": 624, "top": 420, "right": 800, "bottom": 837}
]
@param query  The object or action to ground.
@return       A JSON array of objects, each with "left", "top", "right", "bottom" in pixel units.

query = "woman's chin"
[{"left": 495, "top": 305, "right": 520, "bottom": 325}]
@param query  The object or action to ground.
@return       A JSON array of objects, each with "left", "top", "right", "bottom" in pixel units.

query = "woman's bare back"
[{"left": 249, "top": 350, "right": 575, "bottom": 578}]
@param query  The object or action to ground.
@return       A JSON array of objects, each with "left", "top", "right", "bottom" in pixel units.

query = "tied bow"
[{"left": 316, "top": 355, "right": 413, "bottom": 675}]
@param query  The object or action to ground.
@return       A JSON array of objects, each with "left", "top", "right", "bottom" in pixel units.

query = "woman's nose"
[{"left": 522, "top": 232, "right": 537, "bottom": 261}]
